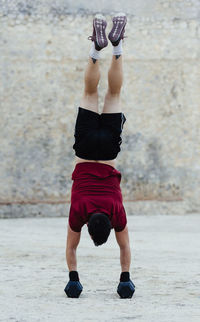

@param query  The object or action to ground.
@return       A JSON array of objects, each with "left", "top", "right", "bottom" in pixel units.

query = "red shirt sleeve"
[
  {"left": 114, "top": 205, "right": 127, "bottom": 232},
  {"left": 68, "top": 204, "right": 84, "bottom": 232}
]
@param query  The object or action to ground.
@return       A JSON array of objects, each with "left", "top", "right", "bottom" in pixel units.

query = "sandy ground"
[{"left": 0, "top": 214, "right": 200, "bottom": 322}]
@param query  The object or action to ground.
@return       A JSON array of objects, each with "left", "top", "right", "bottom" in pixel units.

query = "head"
[{"left": 87, "top": 213, "right": 112, "bottom": 246}]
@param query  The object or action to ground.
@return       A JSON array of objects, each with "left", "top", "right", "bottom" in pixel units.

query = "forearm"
[
  {"left": 120, "top": 245, "right": 131, "bottom": 272},
  {"left": 66, "top": 248, "right": 77, "bottom": 271}
]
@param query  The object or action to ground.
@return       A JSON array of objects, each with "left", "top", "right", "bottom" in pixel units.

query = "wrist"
[
  {"left": 120, "top": 271, "right": 130, "bottom": 282},
  {"left": 69, "top": 270, "right": 79, "bottom": 281}
]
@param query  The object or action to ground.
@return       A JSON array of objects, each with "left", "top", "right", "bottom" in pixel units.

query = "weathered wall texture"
[{"left": 0, "top": 1, "right": 200, "bottom": 217}]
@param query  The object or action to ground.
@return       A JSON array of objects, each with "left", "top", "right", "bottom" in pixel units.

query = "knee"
[
  {"left": 82, "top": 91, "right": 98, "bottom": 105},
  {"left": 81, "top": 91, "right": 98, "bottom": 110},
  {"left": 84, "top": 90, "right": 98, "bottom": 97},
  {"left": 107, "top": 87, "right": 121, "bottom": 97},
  {"left": 106, "top": 90, "right": 121, "bottom": 99}
]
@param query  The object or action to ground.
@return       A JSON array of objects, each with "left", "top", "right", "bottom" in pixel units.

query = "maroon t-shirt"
[{"left": 68, "top": 162, "right": 127, "bottom": 232}]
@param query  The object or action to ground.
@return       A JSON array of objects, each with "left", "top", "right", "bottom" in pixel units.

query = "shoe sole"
[
  {"left": 108, "top": 15, "right": 127, "bottom": 44},
  {"left": 93, "top": 17, "right": 108, "bottom": 49}
]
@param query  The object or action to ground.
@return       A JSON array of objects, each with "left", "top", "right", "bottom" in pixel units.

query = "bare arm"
[
  {"left": 115, "top": 225, "right": 131, "bottom": 272},
  {"left": 66, "top": 224, "right": 81, "bottom": 271}
]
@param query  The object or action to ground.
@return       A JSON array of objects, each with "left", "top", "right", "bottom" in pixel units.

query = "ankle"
[
  {"left": 89, "top": 42, "right": 102, "bottom": 63},
  {"left": 112, "top": 39, "right": 123, "bottom": 56}
]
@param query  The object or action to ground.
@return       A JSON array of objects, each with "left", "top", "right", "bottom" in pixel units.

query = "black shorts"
[{"left": 73, "top": 107, "right": 126, "bottom": 160}]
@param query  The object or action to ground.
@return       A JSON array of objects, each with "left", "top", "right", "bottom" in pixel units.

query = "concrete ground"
[{"left": 0, "top": 214, "right": 200, "bottom": 322}]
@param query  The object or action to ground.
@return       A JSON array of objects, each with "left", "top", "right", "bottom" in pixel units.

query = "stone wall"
[{"left": 0, "top": 1, "right": 200, "bottom": 217}]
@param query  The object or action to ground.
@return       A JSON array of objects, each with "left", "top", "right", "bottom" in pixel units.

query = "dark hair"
[{"left": 88, "top": 213, "right": 112, "bottom": 246}]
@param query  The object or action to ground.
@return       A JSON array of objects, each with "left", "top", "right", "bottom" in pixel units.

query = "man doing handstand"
[{"left": 65, "top": 13, "right": 135, "bottom": 298}]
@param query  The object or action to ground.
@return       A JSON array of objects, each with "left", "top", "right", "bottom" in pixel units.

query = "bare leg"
[
  {"left": 102, "top": 55, "right": 123, "bottom": 113},
  {"left": 80, "top": 58, "right": 100, "bottom": 113}
]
